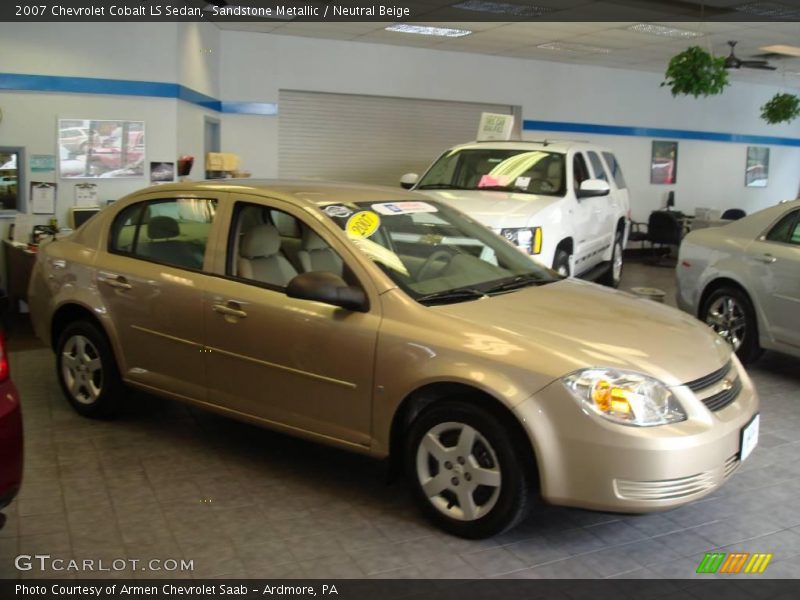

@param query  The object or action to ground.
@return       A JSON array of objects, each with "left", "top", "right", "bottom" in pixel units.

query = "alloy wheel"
[
  {"left": 415, "top": 421, "right": 502, "bottom": 522},
  {"left": 705, "top": 295, "right": 746, "bottom": 350},
  {"left": 61, "top": 335, "right": 104, "bottom": 405},
  {"left": 612, "top": 240, "right": 623, "bottom": 283}
]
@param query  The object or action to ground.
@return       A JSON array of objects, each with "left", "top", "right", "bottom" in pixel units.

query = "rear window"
[{"left": 602, "top": 152, "right": 627, "bottom": 190}]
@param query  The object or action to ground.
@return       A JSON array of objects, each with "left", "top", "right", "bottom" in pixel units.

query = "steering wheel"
[
  {"left": 528, "top": 178, "right": 554, "bottom": 193},
  {"left": 417, "top": 249, "right": 454, "bottom": 281}
]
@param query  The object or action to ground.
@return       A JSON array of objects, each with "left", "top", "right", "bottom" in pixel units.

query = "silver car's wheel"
[
  {"left": 415, "top": 421, "right": 502, "bottom": 522},
  {"left": 56, "top": 320, "right": 124, "bottom": 419},
  {"left": 61, "top": 335, "right": 104, "bottom": 405},
  {"left": 705, "top": 295, "right": 747, "bottom": 350},
  {"left": 406, "top": 402, "right": 531, "bottom": 538}
]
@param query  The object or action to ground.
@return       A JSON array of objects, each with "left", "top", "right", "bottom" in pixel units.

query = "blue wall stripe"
[
  {"left": 523, "top": 119, "right": 800, "bottom": 148},
  {"left": 0, "top": 72, "right": 272, "bottom": 115}
]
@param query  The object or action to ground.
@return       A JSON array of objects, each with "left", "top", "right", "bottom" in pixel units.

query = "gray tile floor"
[{"left": 1, "top": 262, "right": 799, "bottom": 580}]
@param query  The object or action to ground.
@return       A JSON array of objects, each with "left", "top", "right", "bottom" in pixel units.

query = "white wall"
[{"left": 220, "top": 32, "right": 800, "bottom": 220}]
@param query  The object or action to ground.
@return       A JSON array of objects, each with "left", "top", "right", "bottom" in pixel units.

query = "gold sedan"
[{"left": 28, "top": 181, "right": 759, "bottom": 538}]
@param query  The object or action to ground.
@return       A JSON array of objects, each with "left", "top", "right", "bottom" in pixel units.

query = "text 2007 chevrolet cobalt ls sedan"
[{"left": 29, "top": 181, "right": 759, "bottom": 538}]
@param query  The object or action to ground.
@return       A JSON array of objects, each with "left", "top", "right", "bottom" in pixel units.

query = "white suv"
[{"left": 401, "top": 140, "right": 631, "bottom": 287}]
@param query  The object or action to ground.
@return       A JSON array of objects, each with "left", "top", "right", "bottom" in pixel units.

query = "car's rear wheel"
[
  {"left": 599, "top": 233, "right": 623, "bottom": 288},
  {"left": 553, "top": 248, "right": 571, "bottom": 277},
  {"left": 405, "top": 401, "right": 531, "bottom": 538},
  {"left": 702, "top": 286, "right": 763, "bottom": 364},
  {"left": 56, "top": 321, "right": 124, "bottom": 418}
]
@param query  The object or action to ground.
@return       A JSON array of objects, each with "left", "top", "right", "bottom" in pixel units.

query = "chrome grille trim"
[
  {"left": 702, "top": 377, "right": 743, "bottom": 412},
  {"left": 615, "top": 471, "right": 717, "bottom": 501},
  {"left": 724, "top": 453, "right": 740, "bottom": 479},
  {"left": 685, "top": 361, "right": 732, "bottom": 392}
]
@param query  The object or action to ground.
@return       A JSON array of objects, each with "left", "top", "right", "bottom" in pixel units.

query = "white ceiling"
[{"left": 210, "top": 1, "right": 800, "bottom": 87}]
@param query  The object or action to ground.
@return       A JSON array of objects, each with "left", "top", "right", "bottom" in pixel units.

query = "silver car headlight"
[{"left": 562, "top": 368, "right": 686, "bottom": 427}]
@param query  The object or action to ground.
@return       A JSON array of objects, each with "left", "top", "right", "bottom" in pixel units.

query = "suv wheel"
[
  {"left": 599, "top": 233, "right": 623, "bottom": 288},
  {"left": 56, "top": 321, "right": 124, "bottom": 418},
  {"left": 405, "top": 401, "right": 531, "bottom": 538},
  {"left": 701, "top": 287, "right": 763, "bottom": 364},
  {"left": 553, "top": 249, "right": 571, "bottom": 277}
]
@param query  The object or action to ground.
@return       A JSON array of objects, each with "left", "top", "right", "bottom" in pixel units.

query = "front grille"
[
  {"left": 615, "top": 471, "right": 717, "bottom": 501},
  {"left": 686, "top": 361, "right": 732, "bottom": 392},
  {"left": 702, "top": 377, "right": 743, "bottom": 412},
  {"left": 724, "top": 453, "right": 740, "bottom": 479}
]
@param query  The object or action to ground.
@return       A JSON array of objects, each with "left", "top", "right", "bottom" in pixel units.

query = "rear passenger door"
[
  {"left": 203, "top": 196, "right": 381, "bottom": 447},
  {"left": 586, "top": 150, "right": 617, "bottom": 255},
  {"left": 100, "top": 193, "right": 222, "bottom": 400}
]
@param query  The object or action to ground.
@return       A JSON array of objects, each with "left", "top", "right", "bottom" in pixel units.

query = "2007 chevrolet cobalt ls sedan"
[{"left": 29, "top": 180, "right": 759, "bottom": 538}]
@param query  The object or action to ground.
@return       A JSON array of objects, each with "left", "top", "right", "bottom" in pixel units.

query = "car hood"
[
  {"left": 417, "top": 189, "right": 561, "bottom": 229},
  {"left": 433, "top": 279, "right": 731, "bottom": 386}
]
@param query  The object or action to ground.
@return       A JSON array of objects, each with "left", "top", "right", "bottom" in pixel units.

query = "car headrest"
[
  {"left": 302, "top": 228, "right": 328, "bottom": 251},
  {"left": 240, "top": 224, "right": 281, "bottom": 259},
  {"left": 148, "top": 216, "right": 179, "bottom": 240},
  {"left": 547, "top": 161, "right": 562, "bottom": 179}
]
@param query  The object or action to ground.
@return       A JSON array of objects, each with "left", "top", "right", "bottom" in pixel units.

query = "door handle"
[
  {"left": 755, "top": 254, "right": 777, "bottom": 264},
  {"left": 212, "top": 302, "right": 248, "bottom": 319},
  {"left": 97, "top": 272, "right": 133, "bottom": 290}
]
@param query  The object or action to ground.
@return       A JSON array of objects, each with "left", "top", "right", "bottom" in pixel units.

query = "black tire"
[
  {"left": 553, "top": 248, "right": 571, "bottom": 277},
  {"left": 701, "top": 286, "right": 763, "bottom": 364},
  {"left": 599, "top": 232, "right": 624, "bottom": 288},
  {"left": 56, "top": 320, "right": 125, "bottom": 419},
  {"left": 405, "top": 401, "right": 531, "bottom": 539}
]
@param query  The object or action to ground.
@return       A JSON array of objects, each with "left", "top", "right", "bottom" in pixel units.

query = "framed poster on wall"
[
  {"left": 58, "top": 119, "right": 145, "bottom": 178},
  {"left": 651, "top": 140, "right": 678, "bottom": 185},
  {"left": 745, "top": 146, "right": 769, "bottom": 187}
]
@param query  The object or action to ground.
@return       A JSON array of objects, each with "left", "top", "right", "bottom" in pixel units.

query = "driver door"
[{"left": 202, "top": 196, "right": 382, "bottom": 447}]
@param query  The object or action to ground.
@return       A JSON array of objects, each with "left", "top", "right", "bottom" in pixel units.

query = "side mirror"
[
  {"left": 400, "top": 173, "right": 419, "bottom": 190},
  {"left": 577, "top": 178, "right": 611, "bottom": 198},
  {"left": 286, "top": 272, "right": 368, "bottom": 312}
]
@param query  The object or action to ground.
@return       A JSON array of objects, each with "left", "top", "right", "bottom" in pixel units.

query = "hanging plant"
[
  {"left": 661, "top": 46, "right": 729, "bottom": 98},
  {"left": 760, "top": 92, "right": 800, "bottom": 124}
]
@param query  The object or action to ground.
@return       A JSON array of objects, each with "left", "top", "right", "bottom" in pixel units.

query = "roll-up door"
[{"left": 279, "top": 90, "right": 518, "bottom": 185}]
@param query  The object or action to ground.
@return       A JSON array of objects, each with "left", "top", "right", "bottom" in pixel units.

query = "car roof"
[
  {"left": 126, "top": 179, "right": 429, "bottom": 208},
  {"left": 445, "top": 140, "right": 607, "bottom": 153}
]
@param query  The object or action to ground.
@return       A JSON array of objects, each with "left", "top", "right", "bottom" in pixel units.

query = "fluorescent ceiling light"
[
  {"left": 385, "top": 24, "right": 472, "bottom": 37},
  {"left": 627, "top": 23, "right": 703, "bottom": 38},
  {"left": 453, "top": 1, "right": 555, "bottom": 16},
  {"left": 537, "top": 42, "right": 611, "bottom": 54},
  {"left": 760, "top": 44, "right": 800, "bottom": 57},
  {"left": 735, "top": 2, "right": 800, "bottom": 18}
]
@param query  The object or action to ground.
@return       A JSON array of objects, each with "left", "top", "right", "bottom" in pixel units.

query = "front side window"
[
  {"left": 416, "top": 148, "right": 566, "bottom": 196},
  {"left": 573, "top": 153, "right": 590, "bottom": 191},
  {"left": 602, "top": 152, "right": 627, "bottom": 190},
  {"left": 109, "top": 198, "right": 217, "bottom": 270},
  {"left": 587, "top": 151, "right": 608, "bottom": 182},
  {"left": 766, "top": 210, "right": 800, "bottom": 244},
  {"left": 321, "top": 200, "right": 557, "bottom": 304}
]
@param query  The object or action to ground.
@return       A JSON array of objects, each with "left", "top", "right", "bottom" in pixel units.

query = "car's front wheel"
[
  {"left": 599, "top": 232, "right": 624, "bottom": 288},
  {"left": 405, "top": 401, "right": 531, "bottom": 538},
  {"left": 553, "top": 249, "right": 571, "bottom": 277},
  {"left": 56, "top": 321, "right": 124, "bottom": 418},
  {"left": 702, "top": 286, "right": 763, "bottom": 364}
]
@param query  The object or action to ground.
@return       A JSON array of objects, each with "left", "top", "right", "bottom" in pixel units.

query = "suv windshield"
[
  {"left": 416, "top": 148, "right": 566, "bottom": 196},
  {"left": 322, "top": 200, "right": 558, "bottom": 304}
]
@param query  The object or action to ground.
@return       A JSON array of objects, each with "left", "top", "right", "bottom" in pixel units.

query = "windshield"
[
  {"left": 416, "top": 148, "right": 566, "bottom": 196},
  {"left": 322, "top": 200, "right": 558, "bottom": 304}
]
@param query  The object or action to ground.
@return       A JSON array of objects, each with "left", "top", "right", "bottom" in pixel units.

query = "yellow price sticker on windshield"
[{"left": 346, "top": 211, "right": 380, "bottom": 239}]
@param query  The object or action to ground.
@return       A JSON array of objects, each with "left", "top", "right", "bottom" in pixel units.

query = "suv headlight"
[
  {"left": 500, "top": 227, "right": 542, "bottom": 254},
  {"left": 562, "top": 368, "right": 686, "bottom": 427}
]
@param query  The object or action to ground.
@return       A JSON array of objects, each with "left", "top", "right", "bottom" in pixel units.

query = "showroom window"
[
  {"left": 228, "top": 202, "right": 344, "bottom": 290},
  {"left": 587, "top": 151, "right": 608, "bottom": 182},
  {"left": 602, "top": 151, "right": 627, "bottom": 190},
  {"left": 765, "top": 210, "right": 800, "bottom": 244},
  {"left": 109, "top": 198, "right": 217, "bottom": 270}
]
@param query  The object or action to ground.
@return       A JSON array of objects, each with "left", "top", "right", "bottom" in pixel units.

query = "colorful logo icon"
[{"left": 696, "top": 552, "right": 773, "bottom": 574}]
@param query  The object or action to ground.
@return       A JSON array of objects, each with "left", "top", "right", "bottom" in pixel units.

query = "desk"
[{"left": 4, "top": 240, "right": 36, "bottom": 312}]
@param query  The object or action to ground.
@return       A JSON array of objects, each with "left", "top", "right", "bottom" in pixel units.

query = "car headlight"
[
  {"left": 562, "top": 368, "right": 686, "bottom": 427},
  {"left": 500, "top": 227, "right": 542, "bottom": 254}
]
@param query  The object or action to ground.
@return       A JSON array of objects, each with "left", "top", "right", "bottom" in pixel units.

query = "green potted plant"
[
  {"left": 662, "top": 46, "right": 729, "bottom": 98},
  {"left": 760, "top": 92, "right": 800, "bottom": 124}
]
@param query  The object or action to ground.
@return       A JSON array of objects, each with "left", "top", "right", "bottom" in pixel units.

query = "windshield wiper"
[
  {"left": 416, "top": 287, "right": 486, "bottom": 306},
  {"left": 416, "top": 183, "right": 467, "bottom": 190},
  {"left": 482, "top": 273, "right": 556, "bottom": 294}
]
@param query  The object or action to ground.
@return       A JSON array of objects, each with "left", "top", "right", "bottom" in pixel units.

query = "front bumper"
[{"left": 514, "top": 359, "right": 758, "bottom": 512}]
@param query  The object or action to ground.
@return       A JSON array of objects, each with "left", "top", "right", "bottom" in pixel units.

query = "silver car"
[{"left": 677, "top": 200, "right": 800, "bottom": 363}]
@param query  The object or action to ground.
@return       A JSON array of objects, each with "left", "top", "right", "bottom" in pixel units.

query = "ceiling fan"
[{"left": 724, "top": 41, "right": 776, "bottom": 71}]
